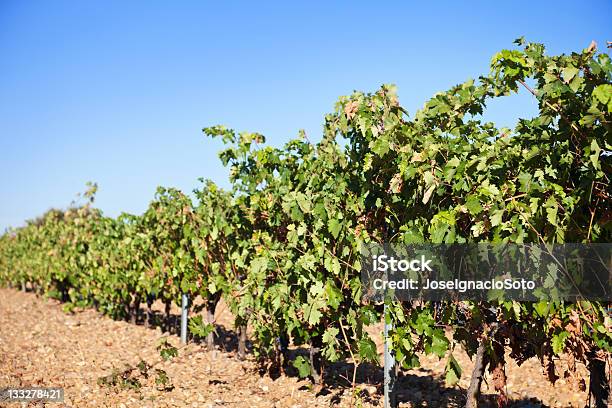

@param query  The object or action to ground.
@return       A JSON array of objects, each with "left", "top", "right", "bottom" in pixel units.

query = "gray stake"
[
  {"left": 180, "top": 293, "right": 189, "bottom": 344},
  {"left": 384, "top": 302, "right": 397, "bottom": 408}
]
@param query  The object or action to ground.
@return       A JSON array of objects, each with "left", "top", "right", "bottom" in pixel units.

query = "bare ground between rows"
[{"left": 0, "top": 288, "right": 590, "bottom": 407}]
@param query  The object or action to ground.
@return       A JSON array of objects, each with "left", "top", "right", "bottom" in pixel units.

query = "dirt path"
[{"left": 0, "top": 289, "right": 589, "bottom": 407}]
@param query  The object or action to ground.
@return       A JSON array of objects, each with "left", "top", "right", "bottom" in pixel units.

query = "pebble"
[{"left": 363, "top": 385, "right": 377, "bottom": 395}]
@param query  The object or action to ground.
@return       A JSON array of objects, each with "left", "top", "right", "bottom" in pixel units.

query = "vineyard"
[{"left": 1, "top": 39, "right": 610, "bottom": 407}]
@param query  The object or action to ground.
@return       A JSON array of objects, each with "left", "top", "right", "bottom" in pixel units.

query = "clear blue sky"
[{"left": 1, "top": 1, "right": 610, "bottom": 230}]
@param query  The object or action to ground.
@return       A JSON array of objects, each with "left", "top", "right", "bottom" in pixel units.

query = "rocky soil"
[{"left": 0, "top": 289, "right": 591, "bottom": 407}]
